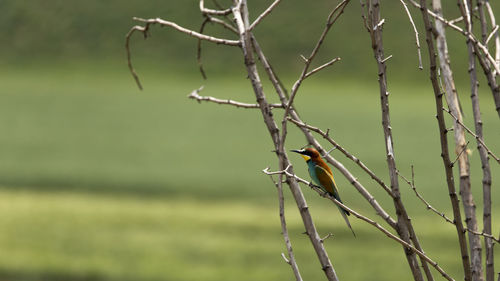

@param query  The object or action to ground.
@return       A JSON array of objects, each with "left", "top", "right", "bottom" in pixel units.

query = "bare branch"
[
  {"left": 486, "top": 25, "right": 499, "bottom": 45},
  {"left": 199, "top": 0, "right": 232, "bottom": 15},
  {"left": 399, "top": 0, "right": 423, "bottom": 69},
  {"left": 126, "top": 14, "right": 239, "bottom": 90},
  {"left": 365, "top": 0, "right": 430, "bottom": 279},
  {"left": 443, "top": 107, "right": 500, "bottom": 164},
  {"left": 251, "top": 35, "right": 289, "bottom": 102},
  {"left": 304, "top": 58, "right": 341, "bottom": 78},
  {"left": 133, "top": 17, "right": 241, "bottom": 46},
  {"left": 286, "top": 0, "right": 350, "bottom": 115},
  {"left": 207, "top": 16, "right": 239, "bottom": 33},
  {"left": 380, "top": 55, "right": 393, "bottom": 64},
  {"left": 279, "top": 0, "right": 350, "bottom": 181},
  {"left": 126, "top": 2, "right": 500, "bottom": 281},
  {"left": 484, "top": 1, "right": 500, "bottom": 71},
  {"left": 287, "top": 118, "right": 393, "bottom": 197},
  {"left": 188, "top": 87, "right": 284, "bottom": 109},
  {"left": 233, "top": 2, "right": 340, "bottom": 280},
  {"left": 397, "top": 167, "right": 455, "bottom": 224},
  {"left": 418, "top": 0, "right": 473, "bottom": 279},
  {"left": 450, "top": 140, "right": 470, "bottom": 167},
  {"left": 197, "top": 18, "right": 211, "bottom": 80},
  {"left": 408, "top": 0, "right": 500, "bottom": 75},
  {"left": 125, "top": 25, "right": 147, "bottom": 90},
  {"left": 289, "top": 124, "right": 399, "bottom": 229},
  {"left": 320, "top": 233, "right": 334, "bottom": 243},
  {"left": 436, "top": 0, "right": 483, "bottom": 278},
  {"left": 266, "top": 167, "right": 456, "bottom": 281},
  {"left": 474, "top": 4, "right": 496, "bottom": 279},
  {"left": 398, "top": 168, "right": 500, "bottom": 244},
  {"left": 249, "top": 0, "right": 282, "bottom": 31},
  {"left": 263, "top": 167, "right": 304, "bottom": 281},
  {"left": 197, "top": 16, "right": 239, "bottom": 79},
  {"left": 281, "top": 252, "right": 290, "bottom": 264},
  {"left": 449, "top": 15, "right": 464, "bottom": 25}
]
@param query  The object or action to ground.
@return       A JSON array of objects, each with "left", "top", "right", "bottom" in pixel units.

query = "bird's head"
[{"left": 291, "top": 147, "right": 321, "bottom": 162}]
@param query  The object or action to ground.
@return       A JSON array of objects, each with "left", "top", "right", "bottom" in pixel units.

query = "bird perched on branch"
[{"left": 291, "top": 147, "right": 355, "bottom": 237}]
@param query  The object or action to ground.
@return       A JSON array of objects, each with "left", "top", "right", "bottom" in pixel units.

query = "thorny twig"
[
  {"left": 197, "top": 15, "right": 239, "bottom": 79},
  {"left": 418, "top": 0, "right": 473, "bottom": 279},
  {"left": 249, "top": 0, "right": 282, "bottom": 31},
  {"left": 397, "top": 167, "right": 500, "bottom": 244},
  {"left": 443, "top": 107, "right": 500, "bottom": 164},
  {"left": 126, "top": 1, "right": 500, "bottom": 280},
  {"left": 408, "top": 0, "right": 500, "bottom": 75},
  {"left": 263, "top": 167, "right": 456, "bottom": 281},
  {"left": 188, "top": 87, "right": 284, "bottom": 109},
  {"left": 287, "top": 118, "right": 393, "bottom": 196},
  {"left": 399, "top": 0, "right": 423, "bottom": 69},
  {"left": 264, "top": 166, "right": 303, "bottom": 281}
]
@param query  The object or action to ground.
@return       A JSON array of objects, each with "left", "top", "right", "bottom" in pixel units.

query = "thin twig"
[
  {"left": 397, "top": 167, "right": 455, "bottom": 224},
  {"left": 249, "top": 0, "right": 282, "bottom": 31},
  {"left": 280, "top": 0, "right": 350, "bottom": 181},
  {"left": 443, "top": 107, "right": 500, "bottom": 164},
  {"left": 365, "top": 1, "right": 430, "bottom": 279},
  {"left": 264, "top": 167, "right": 455, "bottom": 281},
  {"left": 398, "top": 168, "right": 500, "bottom": 244},
  {"left": 199, "top": 0, "right": 232, "bottom": 15},
  {"left": 133, "top": 17, "right": 241, "bottom": 46},
  {"left": 197, "top": 15, "right": 239, "bottom": 80},
  {"left": 381, "top": 55, "right": 393, "bottom": 64},
  {"left": 408, "top": 0, "right": 500, "bottom": 75},
  {"left": 188, "top": 87, "right": 284, "bottom": 109},
  {"left": 399, "top": 0, "right": 423, "bottom": 69},
  {"left": 449, "top": 15, "right": 464, "bottom": 25},
  {"left": 251, "top": 35, "right": 289, "bottom": 102},
  {"left": 320, "top": 233, "right": 334, "bottom": 243},
  {"left": 197, "top": 18, "right": 211, "bottom": 80},
  {"left": 304, "top": 58, "right": 341, "bottom": 78},
  {"left": 486, "top": 25, "right": 499, "bottom": 45},
  {"left": 485, "top": 1, "right": 500, "bottom": 74},
  {"left": 233, "top": 2, "right": 340, "bottom": 280},
  {"left": 474, "top": 3, "right": 496, "bottom": 279},
  {"left": 418, "top": 0, "right": 473, "bottom": 279},
  {"left": 263, "top": 167, "right": 304, "bottom": 281},
  {"left": 450, "top": 141, "right": 470, "bottom": 167},
  {"left": 206, "top": 16, "right": 239, "bottom": 33},
  {"left": 125, "top": 25, "right": 148, "bottom": 90},
  {"left": 287, "top": 118, "right": 393, "bottom": 197},
  {"left": 438, "top": 0, "right": 483, "bottom": 278},
  {"left": 285, "top": 0, "right": 350, "bottom": 116}
]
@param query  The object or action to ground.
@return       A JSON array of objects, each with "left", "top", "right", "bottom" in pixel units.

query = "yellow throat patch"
[{"left": 300, "top": 154, "right": 311, "bottom": 161}]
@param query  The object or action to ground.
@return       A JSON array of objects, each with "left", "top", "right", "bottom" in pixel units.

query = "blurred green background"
[{"left": 1, "top": 1, "right": 499, "bottom": 281}]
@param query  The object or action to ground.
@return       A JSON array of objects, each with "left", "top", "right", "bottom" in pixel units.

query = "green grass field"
[{"left": 0, "top": 63, "right": 499, "bottom": 281}]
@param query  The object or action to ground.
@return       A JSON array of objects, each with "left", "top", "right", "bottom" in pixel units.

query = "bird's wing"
[
  {"left": 314, "top": 164, "right": 339, "bottom": 197},
  {"left": 315, "top": 164, "right": 352, "bottom": 219}
]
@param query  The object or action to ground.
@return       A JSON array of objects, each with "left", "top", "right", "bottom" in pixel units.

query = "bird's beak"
[{"left": 291, "top": 149, "right": 310, "bottom": 161}]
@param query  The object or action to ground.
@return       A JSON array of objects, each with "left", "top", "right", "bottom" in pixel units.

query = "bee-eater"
[{"left": 292, "top": 148, "right": 355, "bottom": 236}]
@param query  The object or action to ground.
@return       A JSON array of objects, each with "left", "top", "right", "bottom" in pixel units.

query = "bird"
[{"left": 291, "top": 147, "right": 356, "bottom": 237}]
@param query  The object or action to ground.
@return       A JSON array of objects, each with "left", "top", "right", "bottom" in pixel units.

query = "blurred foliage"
[{"left": 3, "top": 0, "right": 497, "bottom": 80}]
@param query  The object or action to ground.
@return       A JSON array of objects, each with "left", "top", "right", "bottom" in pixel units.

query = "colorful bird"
[{"left": 291, "top": 147, "right": 355, "bottom": 236}]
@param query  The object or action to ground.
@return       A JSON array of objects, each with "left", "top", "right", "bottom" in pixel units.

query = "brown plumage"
[{"left": 292, "top": 147, "right": 356, "bottom": 237}]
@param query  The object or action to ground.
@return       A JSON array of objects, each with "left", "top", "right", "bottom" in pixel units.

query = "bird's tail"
[{"left": 338, "top": 206, "right": 356, "bottom": 237}]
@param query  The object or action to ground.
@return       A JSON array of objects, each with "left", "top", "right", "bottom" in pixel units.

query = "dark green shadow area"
[
  {"left": 0, "top": 270, "right": 110, "bottom": 281},
  {"left": 0, "top": 179, "right": 271, "bottom": 202}
]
